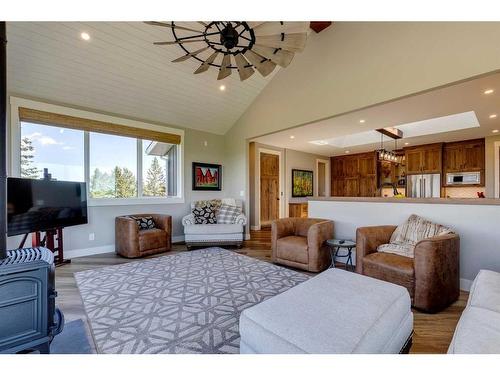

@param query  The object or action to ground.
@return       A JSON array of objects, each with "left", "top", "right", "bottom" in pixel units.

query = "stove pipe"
[{"left": 0, "top": 22, "right": 7, "bottom": 260}]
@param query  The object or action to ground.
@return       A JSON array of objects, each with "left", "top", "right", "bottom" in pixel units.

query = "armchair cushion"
[
  {"left": 389, "top": 214, "right": 453, "bottom": 246},
  {"left": 131, "top": 216, "right": 156, "bottom": 230},
  {"left": 216, "top": 203, "right": 242, "bottom": 224},
  {"left": 193, "top": 204, "right": 217, "bottom": 224},
  {"left": 139, "top": 228, "right": 167, "bottom": 251},
  {"left": 363, "top": 252, "right": 415, "bottom": 297},
  {"left": 378, "top": 214, "right": 453, "bottom": 258},
  {"left": 277, "top": 236, "right": 308, "bottom": 264}
]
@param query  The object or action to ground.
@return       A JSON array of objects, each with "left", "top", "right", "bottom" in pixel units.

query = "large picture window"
[{"left": 18, "top": 120, "right": 181, "bottom": 203}]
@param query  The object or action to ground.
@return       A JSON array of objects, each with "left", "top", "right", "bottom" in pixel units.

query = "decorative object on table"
[
  {"left": 115, "top": 214, "right": 172, "bottom": 258},
  {"left": 272, "top": 217, "right": 334, "bottom": 272},
  {"left": 192, "top": 204, "right": 217, "bottom": 224},
  {"left": 131, "top": 216, "right": 156, "bottom": 230},
  {"left": 75, "top": 248, "right": 308, "bottom": 353},
  {"left": 144, "top": 21, "right": 310, "bottom": 81},
  {"left": 356, "top": 214, "right": 460, "bottom": 313},
  {"left": 192, "top": 162, "right": 222, "bottom": 191},
  {"left": 183, "top": 198, "right": 247, "bottom": 249},
  {"left": 326, "top": 239, "right": 356, "bottom": 271},
  {"left": 291, "top": 169, "right": 313, "bottom": 197}
]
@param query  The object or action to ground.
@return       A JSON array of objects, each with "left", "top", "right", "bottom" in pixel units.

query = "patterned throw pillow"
[
  {"left": 193, "top": 205, "right": 217, "bottom": 224},
  {"left": 216, "top": 204, "right": 242, "bottom": 224},
  {"left": 131, "top": 216, "right": 156, "bottom": 230}
]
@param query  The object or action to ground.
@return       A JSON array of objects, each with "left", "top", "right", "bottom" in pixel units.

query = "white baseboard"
[
  {"left": 65, "top": 245, "right": 115, "bottom": 259},
  {"left": 460, "top": 278, "right": 473, "bottom": 292},
  {"left": 65, "top": 235, "right": 185, "bottom": 259}
]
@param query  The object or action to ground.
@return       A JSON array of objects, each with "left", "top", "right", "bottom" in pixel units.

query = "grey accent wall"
[{"left": 7, "top": 127, "right": 227, "bottom": 256}]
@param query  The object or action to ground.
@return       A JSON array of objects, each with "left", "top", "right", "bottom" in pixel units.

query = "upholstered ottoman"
[{"left": 239, "top": 268, "right": 413, "bottom": 354}]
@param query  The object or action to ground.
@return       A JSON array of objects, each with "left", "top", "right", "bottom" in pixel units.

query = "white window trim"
[{"left": 10, "top": 96, "right": 185, "bottom": 206}]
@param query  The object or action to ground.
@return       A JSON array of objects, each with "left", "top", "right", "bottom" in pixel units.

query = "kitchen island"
[{"left": 308, "top": 196, "right": 500, "bottom": 289}]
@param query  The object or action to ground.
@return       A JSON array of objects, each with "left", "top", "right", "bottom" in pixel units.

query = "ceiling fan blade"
[
  {"left": 194, "top": 51, "right": 219, "bottom": 74},
  {"left": 217, "top": 54, "right": 232, "bottom": 80},
  {"left": 172, "top": 46, "right": 210, "bottom": 62},
  {"left": 251, "top": 45, "right": 295, "bottom": 67},
  {"left": 144, "top": 21, "right": 203, "bottom": 34},
  {"left": 234, "top": 53, "right": 255, "bottom": 81},
  {"left": 254, "top": 33, "right": 307, "bottom": 52},
  {"left": 246, "top": 22, "right": 266, "bottom": 29},
  {"left": 253, "top": 22, "right": 309, "bottom": 36},
  {"left": 154, "top": 39, "right": 205, "bottom": 45},
  {"left": 243, "top": 50, "right": 276, "bottom": 77}
]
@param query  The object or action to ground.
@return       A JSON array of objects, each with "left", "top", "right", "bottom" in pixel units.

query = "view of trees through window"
[{"left": 20, "top": 122, "right": 178, "bottom": 199}]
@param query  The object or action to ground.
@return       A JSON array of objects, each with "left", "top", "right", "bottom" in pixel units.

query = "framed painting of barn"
[{"left": 192, "top": 162, "right": 222, "bottom": 191}]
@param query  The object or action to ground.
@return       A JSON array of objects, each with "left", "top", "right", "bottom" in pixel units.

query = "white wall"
[
  {"left": 309, "top": 200, "right": 500, "bottom": 289},
  {"left": 7, "top": 112, "right": 228, "bottom": 258},
  {"left": 225, "top": 22, "right": 500, "bottom": 226}
]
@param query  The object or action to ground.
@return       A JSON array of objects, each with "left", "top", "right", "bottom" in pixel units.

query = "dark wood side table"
[{"left": 326, "top": 239, "right": 356, "bottom": 271}]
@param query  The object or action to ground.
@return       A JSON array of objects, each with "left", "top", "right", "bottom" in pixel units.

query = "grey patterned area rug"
[{"left": 75, "top": 247, "right": 309, "bottom": 354}]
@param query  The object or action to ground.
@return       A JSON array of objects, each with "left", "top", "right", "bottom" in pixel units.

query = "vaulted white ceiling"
[{"left": 6, "top": 22, "right": 281, "bottom": 134}]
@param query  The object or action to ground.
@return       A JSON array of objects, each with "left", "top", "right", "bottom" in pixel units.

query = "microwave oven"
[{"left": 446, "top": 172, "right": 481, "bottom": 185}]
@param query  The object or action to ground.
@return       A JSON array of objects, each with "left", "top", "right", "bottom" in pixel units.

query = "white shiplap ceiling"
[{"left": 6, "top": 22, "right": 280, "bottom": 134}]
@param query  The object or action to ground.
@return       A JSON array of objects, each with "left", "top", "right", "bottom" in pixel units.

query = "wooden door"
[
  {"left": 359, "top": 176, "right": 377, "bottom": 197},
  {"left": 344, "top": 156, "right": 359, "bottom": 178},
  {"left": 444, "top": 144, "right": 464, "bottom": 173},
  {"left": 405, "top": 150, "right": 423, "bottom": 174},
  {"left": 332, "top": 178, "right": 345, "bottom": 196},
  {"left": 260, "top": 153, "right": 280, "bottom": 226},
  {"left": 421, "top": 146, "right": 442, "bottom": 174},
  {"left": 331, "top": 157, "right": 345, "bottom": 178},
  {"left": 463, "top": 141, "right": 485, "bottom": 171},
  {"left": 344, "top": 178, "right": 359, "bottom": 197},
  {"left": 358, "top": 153, "right": 376, "bottom": 176}
]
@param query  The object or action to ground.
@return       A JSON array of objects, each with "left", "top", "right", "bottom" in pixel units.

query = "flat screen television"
[{"left": 7, "top": 177, "right": 88, "bottom": 236}]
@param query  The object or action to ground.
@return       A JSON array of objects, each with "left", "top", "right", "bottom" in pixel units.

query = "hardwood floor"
[{"left": 55, "top": 228, "right": 466, "bottom": 354}]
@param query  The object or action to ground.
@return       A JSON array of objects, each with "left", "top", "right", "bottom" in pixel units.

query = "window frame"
[{"left": 10, "top": 97, "right": 185, "bottom": 206}]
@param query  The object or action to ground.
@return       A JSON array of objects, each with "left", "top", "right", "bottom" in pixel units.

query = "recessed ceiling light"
[
  {"left": 484, "top": 89, "right": 494, "bottom": 95},
  {"left": 359, "top": 119, "right": 366, "bottom": 123},
  {"left": 219, "top": 85, "right": 226, "bottom": 91},
  {"left": 404, "top": 142, "right": 410, "bottom": 145},
  {"left": 80, "top": 32, "right": 90, "bottom": 41},
  {"left": 489, "top": 114, "right": 497, "bottom": 119},
  {"left": 290, "top": 135, "right": 295, "bottom": 139},
  {"left": 345, "top": 150, "right": 350, "bottom": 154},
  {"left": 493, "top": 129, "right": 499, "bottom": 133},
  {"left": 309, "top": 140, "right": 328, "bottom": 146}
]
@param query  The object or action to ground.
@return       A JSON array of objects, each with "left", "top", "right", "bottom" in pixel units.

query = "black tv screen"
[{"left": 7, "top": 177, "right": 88, "bottom": 236}]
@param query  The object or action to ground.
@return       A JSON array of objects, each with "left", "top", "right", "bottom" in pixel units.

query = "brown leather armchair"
[
  {"left": 115, "top": 214, "right": 172, "bottom": 258},
  {"left": 356, "top": 225, "right": 460, "bottom": 313},
  {"left": 272, "top": 218, "right": 334, "bottom": 272}
]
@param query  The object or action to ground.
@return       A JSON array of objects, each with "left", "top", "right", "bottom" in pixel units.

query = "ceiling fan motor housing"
[{"left": 220, "top": 23, "right": 239, "bottom": 50}]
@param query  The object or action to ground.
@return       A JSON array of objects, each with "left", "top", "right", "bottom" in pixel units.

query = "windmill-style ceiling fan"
[{"left": 144, "top": 21, "right": 311, "bottom": 81}]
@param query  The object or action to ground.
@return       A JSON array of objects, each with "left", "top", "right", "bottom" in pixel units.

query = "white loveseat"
[
  {"left": 448, "top": 269, "right": 500, "bottom": 353},
  {"left": 182, "top": 198, "right": 247, "bottom": 249}
]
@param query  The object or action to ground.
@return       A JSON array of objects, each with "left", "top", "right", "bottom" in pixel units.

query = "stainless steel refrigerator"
[{"left": 407, "top": 174, "right": 441, "bottom": 198}]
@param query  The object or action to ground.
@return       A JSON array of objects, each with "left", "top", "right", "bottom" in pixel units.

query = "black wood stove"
[{"left": 0, "top": 22, "right": 64, "bottom": 354}]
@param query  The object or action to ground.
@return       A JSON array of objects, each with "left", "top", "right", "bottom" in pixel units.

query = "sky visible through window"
[{"left": 21, "top": 122, "right": 84, "bottom": 181}]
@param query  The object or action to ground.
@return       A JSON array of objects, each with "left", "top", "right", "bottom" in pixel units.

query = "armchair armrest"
[
  {"left": 234, "top": 213, "right": 247, "bottom": 225},
  {"left": 307, "top": 220, "right": 334, "bottom": 272},
  {"left": 414, "top": 233, "right": 460, "bottom": 312},
  {"left": 182, "top": 213, "right": 195, "bottom": 226},
  {"left": 355, "top": 225, "right": 397, "bottom": 274},
  {"left": 150, "top": 214, "right": 172, "bottom": 232},
  {"left": 115, "top": 216, "right": 140, "bottom": 258}
]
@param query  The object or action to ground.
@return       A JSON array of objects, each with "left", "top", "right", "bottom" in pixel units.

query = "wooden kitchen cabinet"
[
  {"left": 289, "top": 203, "right": 308, "bottom": 218},
  {"left": 330, "top": 152, "right": 377, "bottom": 197},
  {"left": 444, "top": 139, "right": 485, "bottom": 173},
  {"left": 404, "top": 143, "right": 443, "bottom": 174}
]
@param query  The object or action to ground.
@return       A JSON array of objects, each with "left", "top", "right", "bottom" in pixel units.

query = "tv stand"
[{"left": 19, "top": 228, "right": 70, "bottom": 267}]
